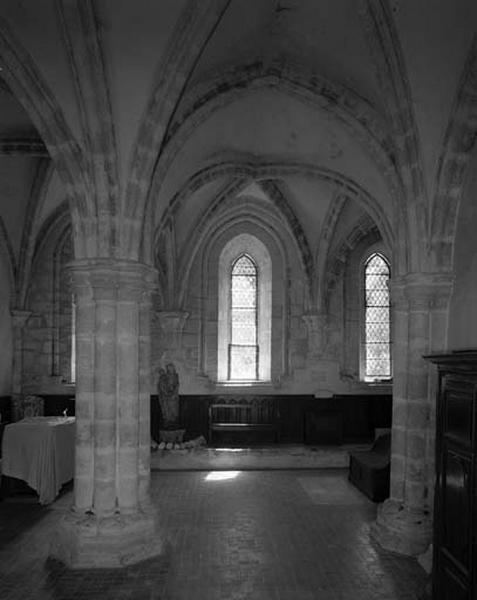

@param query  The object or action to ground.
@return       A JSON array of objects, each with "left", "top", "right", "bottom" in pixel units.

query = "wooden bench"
[
  {"left": 348, "top": 432, "right": 391, "bottom": 502},
  {"left": 208, "top": 401, "right": 280, "bottom": 445}
]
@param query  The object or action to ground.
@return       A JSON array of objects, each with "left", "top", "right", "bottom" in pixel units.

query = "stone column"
[
  {"left": 372, "top": 272, "right": 453, "bottom": 556},
  {"left": 50, "top": 258, "right": 161, "bottom": 568},
  {"left": 11, "top": 309, "right": 32, "bottom": 397}
]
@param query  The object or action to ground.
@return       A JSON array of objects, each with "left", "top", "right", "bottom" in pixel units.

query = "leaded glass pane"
[
  {"left": 231, "top": 310, "right": 256, "bottom": 344},
  {"left": 229, "top": 254, "right": 258, "bottom": 380},
  {"left": 233, "top": 255, "right": 257, "bottom": 275},
  {"left": 366, "top": 288, "right": 390, "bottom": 307},
  {"left": 365, "top": 253, "right": 391, "bottom": 379},
  {"left": 366, "top": 321, "right": 390, "bottom": 342},
  {"left": 231, "top": 278, "right": 257, "bottom": 308},
  {"left": 229, "top": 344, "right": 258, "bottom": 380},
  {"left": 366, "top": 306, "right": 390, "bottom": 324}
]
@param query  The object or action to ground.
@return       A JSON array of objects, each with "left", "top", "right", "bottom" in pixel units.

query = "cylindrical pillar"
[
  {"left": 372, "top": 272, "right": 453, "bottom": 556},
  {"left": 50, "top": 258, "right": 161, "bottom": 568}
]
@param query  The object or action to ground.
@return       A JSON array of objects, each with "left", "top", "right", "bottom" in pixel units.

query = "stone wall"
[
  {"left": 19, "top": 216, "right": 392, "bottom": 400},
  {"left": 151, "top": 211, "right": 390, "bottom": 397},
  {"left": 22, "top": 230, "right": 73, "bottom": 393}
]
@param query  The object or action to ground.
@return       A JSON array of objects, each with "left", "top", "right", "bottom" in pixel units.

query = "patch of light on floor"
[
  {"left": 215, "top": 448, "right": 245, "bottom": 452},
  {"left": 205, "top": 471, "right": 241, "bottom": 482}
]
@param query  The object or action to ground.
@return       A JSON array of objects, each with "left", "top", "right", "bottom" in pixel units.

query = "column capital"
[
  {"left": 390, "top": 272, "right": 454, "bottom": 310},
  {"left": 10, "top": 309, "right": 32, "bottom": 328},
  {"left": 156, "top": 310, "right": 189, "bottom": 349},
  {"left": 68, "top": 258, "right": 158, "bottom": 302}
]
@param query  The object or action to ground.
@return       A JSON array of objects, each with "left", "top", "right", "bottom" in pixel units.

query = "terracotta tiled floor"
[{"left": 0, "top": 469, "right": 428, "bottom": 599}]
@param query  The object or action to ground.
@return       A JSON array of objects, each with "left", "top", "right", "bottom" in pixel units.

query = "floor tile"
[{"left": 0, "top": 469, "right": 428, "bottom": 599}]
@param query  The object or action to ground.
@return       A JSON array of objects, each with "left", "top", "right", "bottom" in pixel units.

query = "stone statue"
[{"left": 157, "top": 363, "right": 180, "bottom": 428}]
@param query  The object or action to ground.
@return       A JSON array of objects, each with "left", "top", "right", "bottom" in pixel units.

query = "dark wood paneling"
[
  {"left": 179, "top": 394, "right": 392, "bottom": 444},
  {"left": 24, "top": 393, "right": 392, "bottom": 445},
  {"left": 179, "top": 395, "right": 210, "bottom": 440},
  {"left": 278, "top": 396, "right": 312, "bottom": 442},
  {"left": 305, "top": 395, "right": 392, "bottom": 443},
  {"left": 41, "top": 395, "right": 75, "bottom": 416},
  {"left": 305, "top": 409, "right": 343, "bottom": 444},
  {"left": 0, "top": 395, "right": 12, "bottom": 423}
]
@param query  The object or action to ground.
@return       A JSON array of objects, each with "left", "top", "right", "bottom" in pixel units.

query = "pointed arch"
[
  {"left": 0, "top": 15, "right": 92, "bottom": 258},
  {"left": 323, "top": 214, "right": 383, "bottom": 311},
  {"left": 315, "top": 190, "right": 348, "bottom": 311},
  {"left": 160, "top": 158, "right": 394, "bottom": 257},
  {"left": 358, "top": 0, "right": 428, "bottom": 272},
  {"left": 258, "top": 179, "right": 314, "bottom": 306},
  {"left": 17, "top": 159, "right": 55, "bottom": 306},
  {"left": 56, "top": 0, "right": 121, "bottom": 258},
  {"left": 430, "top": 36, "right": 477, "bottom": 271},
  {"left": 147, "top": 59, "right": 402, "bottom": 211},
  {"left": 168, "top": 175, "right": 321, "bottom": 310},
  {"left": 124, "top": 0, "right": 232, "bottom": 258}
]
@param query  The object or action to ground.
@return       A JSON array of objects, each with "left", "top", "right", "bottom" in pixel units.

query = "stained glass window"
[
  {"left": 229, "top": 254, "right": 258, "bottom": 380},
  {"left": 364, "top": 253, "right": 391, "bottom": 380}
]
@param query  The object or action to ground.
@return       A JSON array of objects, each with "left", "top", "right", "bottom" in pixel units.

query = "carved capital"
[
  {"left": 68, "top": 259, "right": 158, "bottom": 304},
  {"left": 156, "top": 310, "right": 189, "bottom": 349}
]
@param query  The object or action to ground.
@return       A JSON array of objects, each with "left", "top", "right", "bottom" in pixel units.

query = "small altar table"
[{"left": 1, "top": 416, "right": 75, "bottom": 504}]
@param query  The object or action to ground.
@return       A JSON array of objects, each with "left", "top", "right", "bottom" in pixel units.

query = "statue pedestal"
[{"left": 159, "top": 428, "right": 185, "bottom": 443}]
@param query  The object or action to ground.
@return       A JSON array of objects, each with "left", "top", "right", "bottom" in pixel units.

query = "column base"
[
  {"left": 371, "top": 499, "right": 432, "bottom": 556},
  {"left": 50, "top": 508, "right": 163, "bottom": 569}
]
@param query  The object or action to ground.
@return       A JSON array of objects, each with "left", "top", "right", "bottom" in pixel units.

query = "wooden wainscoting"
[
  {"left": 4, "top": 393, "right": 392, "bottom": 446},
  {"left": 180, "top": 394, "right": 392, "bottom": 445}
]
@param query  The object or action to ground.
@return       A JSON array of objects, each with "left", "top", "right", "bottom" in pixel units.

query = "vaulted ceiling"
[{"left": 0, "top": 0, "right": 476, "bottom": 290}]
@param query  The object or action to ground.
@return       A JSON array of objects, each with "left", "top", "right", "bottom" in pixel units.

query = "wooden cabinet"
[{"left": 426, "top": 351, "right": 477, "bottom": 599}]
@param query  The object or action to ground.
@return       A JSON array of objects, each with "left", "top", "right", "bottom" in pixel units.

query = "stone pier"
[
  {"left": 372, "top": 273, "right": 453, "bottom": 556},
  {"left": 50, "top": 258, "right": 162, "bottom": 568}
]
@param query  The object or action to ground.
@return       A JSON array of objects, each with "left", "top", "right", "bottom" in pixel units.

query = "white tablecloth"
[{"left": 2, "top": 416, "right": 75, "bottom": 504}]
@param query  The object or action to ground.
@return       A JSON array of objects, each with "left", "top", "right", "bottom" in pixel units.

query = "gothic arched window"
[
  {"left": 364, "top": 252, "right": 391, "bottom": 381},
  {"left": 229, "top": 254, "right": 258, "bottom": 380},
  {"left": 217, "top": 233, "right": 271, "bottom": 383}
]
